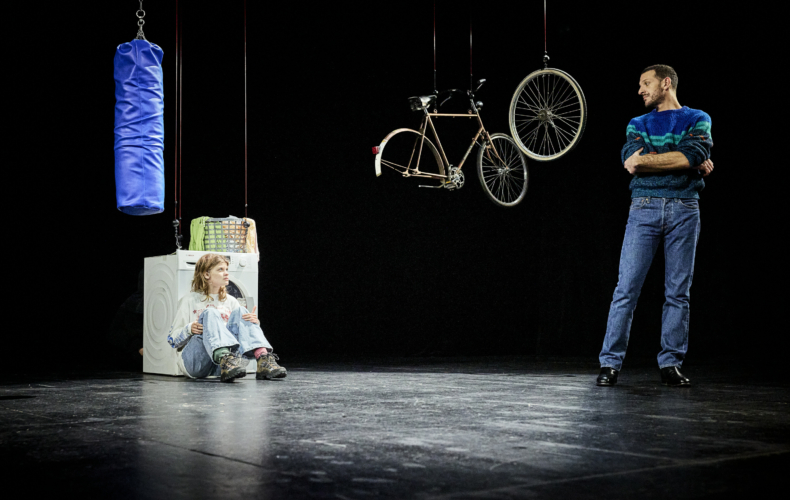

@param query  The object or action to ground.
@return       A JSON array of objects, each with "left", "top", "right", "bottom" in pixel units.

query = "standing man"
[{"left": 597, "top": 65, "right": 713, "bottom": 387}]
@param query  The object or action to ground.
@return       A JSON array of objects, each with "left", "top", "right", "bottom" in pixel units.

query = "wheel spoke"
[
  {"left": 547, "top": 74, "right": 564, "bottom": 109},
  {"left": 526, "top": 80, "right": 547, "bottom": 111},
  {"left": 553, "top": 123, "right": 574, "bottom": 149},
  {"left": 516, "top": 94, "right": 543, "bottom": 113},
  {"left": 548, "top": 81, "right": 574, "bottom": 113},
  {"left": 518, "top": 90, "right": 543, "bottom": 114}
]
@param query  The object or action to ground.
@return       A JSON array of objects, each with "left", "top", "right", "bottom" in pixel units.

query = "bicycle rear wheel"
[
  {"left": 477, "top": 133, "right": 528, "bottom": 207},
  {"left": 375, "top": 128, "right": 445, "bottom": 181},
  {"left": 509, "top": 68, "right": 587, "bottom": 161}
]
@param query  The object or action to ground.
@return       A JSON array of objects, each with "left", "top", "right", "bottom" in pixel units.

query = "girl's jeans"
[
  {"left": 599, "top": 197, "right": 701, "bottom": 371},
  {"left": 181, "top": 307, "right": 273, "bottom": 378}
]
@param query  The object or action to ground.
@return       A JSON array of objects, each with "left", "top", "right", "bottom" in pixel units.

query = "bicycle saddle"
[{"left": 408, "top": 95, "right": 436, "bottom": 112}]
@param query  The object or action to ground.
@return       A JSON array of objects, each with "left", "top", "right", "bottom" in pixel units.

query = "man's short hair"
[{"left": 642, "top": 64, "right": 678, "bottom": 93}]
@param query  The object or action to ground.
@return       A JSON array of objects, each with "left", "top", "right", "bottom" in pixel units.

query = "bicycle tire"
[
  {"left": 477, "top": 133, "right": 528, "bottom": 207},
  {"left": 509, "top": 68, "right": 587, "bottom": 161},
  {"left": 375, "top": 128, "right": 445, "bottom": 182}
]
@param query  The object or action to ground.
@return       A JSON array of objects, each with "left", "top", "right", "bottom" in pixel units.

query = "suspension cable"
[
  {"left": 544, "top": 0, "right": 547, "bottom": 54},
  {"left": 543, "top": 0, "right": 550, "bottom": 68},
  {"left": 469, "top": 2, "right": 473, "bottom": 93},
  {"left": 173, "top": 0, "right": 184, "bottom": 249},
  {"left": 178, "top": 0, "right": 183, "bottom": 232},
  {"left": 433, "top": 1, "right": 437, "bottom": 94},
  {"left": 244, "top": 0, "right": 248, "bottom": 219}
]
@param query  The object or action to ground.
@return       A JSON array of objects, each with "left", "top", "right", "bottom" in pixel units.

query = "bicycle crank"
[{"left": 448, "top": 166, "right": 465, "bottom": 189}]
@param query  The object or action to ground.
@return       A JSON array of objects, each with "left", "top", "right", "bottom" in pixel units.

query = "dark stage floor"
[{"left": 2, "top": 357, "right": 788, "bottom": 499}]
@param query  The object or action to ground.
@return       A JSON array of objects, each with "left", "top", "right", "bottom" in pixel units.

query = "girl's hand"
[
  {"left": 190, "top": 322, "right": 203, "bottom": 335},
  {"left": 242, "top": 306, "right": 260, "bottom": 325}
]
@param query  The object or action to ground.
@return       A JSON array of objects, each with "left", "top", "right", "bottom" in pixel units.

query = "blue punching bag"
[{"left": 114, "top": 39, "right": 165, "bottom": 215}]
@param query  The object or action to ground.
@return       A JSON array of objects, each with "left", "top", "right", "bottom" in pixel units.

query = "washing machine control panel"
[{"left": 176, "top": 251, "right": 257, "bottom": 272}]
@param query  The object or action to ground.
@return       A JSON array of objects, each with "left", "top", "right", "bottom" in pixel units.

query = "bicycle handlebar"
[
  {"left": 438, "top": 89, "right": 468, "bottom": 107},
  {"left": 437, "top": 79, "right": 486, "bottom": 108}
]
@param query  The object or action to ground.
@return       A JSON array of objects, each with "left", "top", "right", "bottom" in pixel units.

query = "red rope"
[
  {"left": 244, "top": 0, "right": 248, "bottom": 218},
  {"left": 174, "top": 0, "right": 182, "bottom": 233},
  {"left": 469, "top": 2, "right": 473, "bottom": 92},
  {"left": 433, "top": 1, "right": 436, "bottom": 93},
  {"left": 544, "top": 0, "right": 547, "bottom": 53},
  {"left": 178, "top": 9, "right": 183, "bottom": 227}
]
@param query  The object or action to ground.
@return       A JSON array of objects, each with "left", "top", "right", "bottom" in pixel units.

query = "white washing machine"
[{"left": 143, "top": 250, "right": 259, "bottom": 376}]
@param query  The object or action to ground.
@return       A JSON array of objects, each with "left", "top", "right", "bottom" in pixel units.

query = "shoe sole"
[
  {"left": 596, "top": 381, "right": 616, "bottom": 386},
  {"left": 256, "top": 369, "right": 287, "bottom": 380},
  {"left": 221, "top": 367, "right": 246, "bottom": 382},
  {"left": 662, "top": 381, "right": 691, "bottom": 387}
]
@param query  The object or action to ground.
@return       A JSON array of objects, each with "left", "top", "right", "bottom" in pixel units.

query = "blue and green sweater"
[{"left": 622, "top": 106, "right": 712, "bottom": 199}]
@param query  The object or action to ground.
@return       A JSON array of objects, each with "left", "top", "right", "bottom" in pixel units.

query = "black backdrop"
[{"left": 11, "top": 1, "right": 782, "bottom": 370}]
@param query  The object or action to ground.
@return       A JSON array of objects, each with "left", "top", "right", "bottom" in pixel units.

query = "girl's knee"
[
  {"left": 230, "top": 307, "right": 248, "bottom": 320},
  {"left": 200, "top": 308, "right": 223, "bottom": 321}
]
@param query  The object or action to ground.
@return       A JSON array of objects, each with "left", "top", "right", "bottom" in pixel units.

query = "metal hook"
[
  {"left": 135, "top": 0, "right": 147, "bottom": 40},
  {"left": 173, "top": 219, "right": 182, "bottom": 250}
]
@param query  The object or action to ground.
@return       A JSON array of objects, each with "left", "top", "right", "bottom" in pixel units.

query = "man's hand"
[
  {"left": 696, "top": 159, "right": 714, "bottom": 177},
  {"left": 242, "top": 306, "right": 260, "bottom": 325},
  {"left": 190, "top": 321, "right": 203, "bottom": 335},
  {"left": 624, "top": 148, "right": 643, "bottom": 174}
]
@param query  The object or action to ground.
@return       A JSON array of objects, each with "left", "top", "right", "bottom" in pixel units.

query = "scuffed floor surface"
[{"left": 2, "top": 357, "right": 788, "bottom": 499}]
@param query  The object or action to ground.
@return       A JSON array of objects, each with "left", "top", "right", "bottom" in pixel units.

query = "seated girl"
[{"left": 167, "top": 253, "right": 287, "bottom": 382}]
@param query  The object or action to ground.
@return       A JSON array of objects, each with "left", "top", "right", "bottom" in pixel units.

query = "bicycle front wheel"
[
  {"left": 375, "top": 128, "right": 445, "bottom": 181},
  {"left": 509, "top": 68, "right": 587, "bottom": 161},
  {"left": 477, "top": 133, "right": 528, "bottom": 207}
]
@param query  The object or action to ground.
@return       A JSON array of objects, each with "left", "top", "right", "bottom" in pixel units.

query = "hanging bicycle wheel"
[
  {"left": 375, "top": 129, "right": 445, "bottom": 182},
  {"left": 509, "top": 68, "right": 587, "bottom": 161},
  {"left": 477, "top": 133, "right": 528, "bottom": 207}
]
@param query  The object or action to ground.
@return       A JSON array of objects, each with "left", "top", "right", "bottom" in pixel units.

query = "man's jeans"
[
  {"left": 181, "top": 307, "right": 273, "bottom": 378},
  {"left": 599, "top": 197, "right": 701, "bottom": 371}
]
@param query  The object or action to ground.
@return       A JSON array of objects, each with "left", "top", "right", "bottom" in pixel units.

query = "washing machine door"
[{"left": 226, "top": 279, "right": 254, "bottom": 312}]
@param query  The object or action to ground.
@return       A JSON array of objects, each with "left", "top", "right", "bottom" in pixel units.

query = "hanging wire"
[
  {"left": 173, "top": 0, "right": 183, "bottom": 249},
  {"left": 543, "top": 0, "right": 550, "bottom": 68},
  {"left": 244, "top": 0, "right": 249, "bottom": 220},
  {"left": 135, "top": 0, "right": 147, "bottom": 40},
  {"left": 433, "top": 1, "right": 437, "bottom": 94},
  {"left": 469, "top": 1, "right": 473, "bottom": 93}
]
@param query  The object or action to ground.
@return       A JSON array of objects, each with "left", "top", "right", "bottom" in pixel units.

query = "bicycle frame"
[{"left": 392, "top": 107, "right": 501, "bottom": 182}]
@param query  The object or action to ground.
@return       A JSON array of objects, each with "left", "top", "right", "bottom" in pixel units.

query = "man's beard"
[{"left": 644, "top": 89, "right": 665, "bottom": 109}]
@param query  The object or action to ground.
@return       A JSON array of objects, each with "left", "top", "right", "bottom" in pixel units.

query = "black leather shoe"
[
  {"left": 596, "top": 367, "right": 619, "bottom": 386},
  {"left": 660, "top": 366, "right": 691, "bottom": 387}
]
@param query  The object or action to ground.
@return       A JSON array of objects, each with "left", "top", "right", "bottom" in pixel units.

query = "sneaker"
[
  {"left": 220, "top": 352, "right": 247, "bottom": 382},
  {"left": 257, "top": 352, "right": 287, "bottom": 380}
]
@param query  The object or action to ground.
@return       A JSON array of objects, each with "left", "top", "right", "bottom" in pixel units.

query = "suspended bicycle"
[{"left": 373, "top": 80, "right": 528, "bottom": 208}]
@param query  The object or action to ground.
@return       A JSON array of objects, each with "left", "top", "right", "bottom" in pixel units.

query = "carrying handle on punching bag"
[{"left": 135, "top": 0, "right": 147, "bottom": 41}]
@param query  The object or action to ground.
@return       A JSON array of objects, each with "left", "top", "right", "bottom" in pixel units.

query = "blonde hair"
[{"left": 191, "top": 253, "right": 229, "bottom": 302}]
